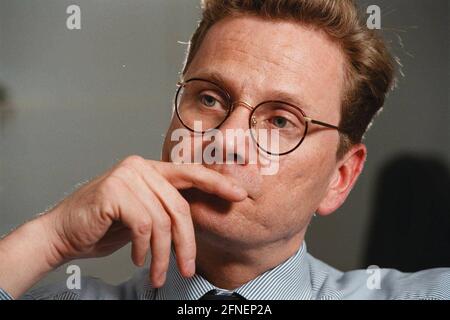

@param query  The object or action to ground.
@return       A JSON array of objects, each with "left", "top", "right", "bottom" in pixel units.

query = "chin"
[
  {"left": 181, "top": 188, "right": 275, "bottom": 249},
  {"left": 191, "top": 203, "right": 244, "bottom": 241},
  {"left": 192, "top": 207, "right": 276, "bottom": 252},
  {"left": 183, "top": 196, "right": 246, "bottom": 245}
]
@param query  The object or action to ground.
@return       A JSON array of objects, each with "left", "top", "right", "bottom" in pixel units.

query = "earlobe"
[{"left": 316, "top": 144, "right": 367, "bottom": 216}]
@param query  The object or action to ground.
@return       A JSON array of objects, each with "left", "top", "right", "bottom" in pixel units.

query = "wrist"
[
  {"left": 0, "top": 213, "right": 66, "bottom": 298},
  {"left": 32, "top": 210, "right": 70, "bottom": 269}
]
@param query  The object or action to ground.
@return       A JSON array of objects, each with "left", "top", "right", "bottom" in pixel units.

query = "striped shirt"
[{"left": 1, "top": 244, "right": 449, "bottom": 300}]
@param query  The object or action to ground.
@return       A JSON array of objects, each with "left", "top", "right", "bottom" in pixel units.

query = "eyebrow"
[
  {"left": 267, "top": 90, "right": 314, "bottom": 114},
  {"left": 186, "top": 70, "right": 315, "bottom": 114},
  {"left": 187, "top": 71, "right": 231, "bottom": 91}
]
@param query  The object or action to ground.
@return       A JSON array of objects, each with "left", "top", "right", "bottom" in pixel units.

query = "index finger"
[{"left": 150, "top": 162, "right": 248, "bottom": 202}]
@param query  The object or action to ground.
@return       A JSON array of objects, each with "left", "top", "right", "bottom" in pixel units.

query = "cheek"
[
  {"left": 252, "top": 176, "right": 311, "bottom": 238},
  {"left": 162, "top": 117, "right": 189, "bottom": 161},
  {"left": 262, "top": 150, "right": 335, "bottom": 214},
  {"left": 292, "top": 155, "right": 335, "bottom": 211}
]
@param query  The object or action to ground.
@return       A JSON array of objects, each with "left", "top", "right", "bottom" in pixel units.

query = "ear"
[{"left": 316, "top": 144, "right": 367, "bottom": 216}]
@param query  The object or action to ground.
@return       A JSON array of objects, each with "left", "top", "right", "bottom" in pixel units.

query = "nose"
[
  {"left": 232, "top": 100, "right": 253, "bottom": 112},
  {"left": 214, "top": 101, "right": 255, "bottom": 165}
]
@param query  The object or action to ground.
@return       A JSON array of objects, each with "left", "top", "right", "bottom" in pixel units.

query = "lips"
[{"left": 180, "top": 188, "right": 233, "bottom": 213}]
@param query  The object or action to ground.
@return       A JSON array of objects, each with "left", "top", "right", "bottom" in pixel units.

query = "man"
[{"left": 0, "top": 0, "right": 448, "bottom": 300}]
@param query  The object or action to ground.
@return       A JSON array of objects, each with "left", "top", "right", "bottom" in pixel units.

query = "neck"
[{"left": 195, "top": 233, "right": 304, "bottom": 290}]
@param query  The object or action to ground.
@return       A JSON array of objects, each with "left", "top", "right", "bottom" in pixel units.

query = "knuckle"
[
  {"left": 85, "top": 188, "right": 115, "bottom": 221},
  {"left": 135, "top": 219, "right": 152, "bottom": 237},
  {"left": 112, "top": 165, "right": 135, "bottom": 181},
  {"left": 93, "top": 177, "right": 125, "bottom": 213},
  {"left": 122, "top": 155, "right": 144, "bottom": 167},
  {"left": 100, "top": 175, "right": 124, "bottom": 194},
  {"left": 158, "top": 216, "right": 172, "bottom": 233}
]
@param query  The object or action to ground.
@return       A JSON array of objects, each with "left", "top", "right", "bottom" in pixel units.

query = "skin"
[
  {"left": 162, "top": 16, "right": 367, "bottom": 289},
  {"left": 0, "top": 15, "right": 366, "bottom": 297}
]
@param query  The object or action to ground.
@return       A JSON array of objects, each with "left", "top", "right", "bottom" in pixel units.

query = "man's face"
[{"left": 162, "top": 16, "right": 347, "bottom": 249}]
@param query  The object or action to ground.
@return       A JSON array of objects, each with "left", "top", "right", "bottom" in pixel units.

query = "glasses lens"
[
  {"left": 176, "top": 80, "right": 231, "bottom": 132},
  {"left": 250, "top": 101, "right": 307, "bottom": 155}
]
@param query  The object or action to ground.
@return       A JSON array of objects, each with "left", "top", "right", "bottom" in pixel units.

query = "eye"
[
  {"left": 200, "top": 94, "right": 218, "bottom": 108},
  {"left": 270, "top": 116, "right": 290, "bottom": 128}
]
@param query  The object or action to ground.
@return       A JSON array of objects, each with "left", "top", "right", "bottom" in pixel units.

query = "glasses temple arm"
[{"left": 304, "top": 117, "right": 344, "bottom": 133}]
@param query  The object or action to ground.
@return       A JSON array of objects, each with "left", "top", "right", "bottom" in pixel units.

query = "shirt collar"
[{"left": 155, "top": 243, "right": 312, "bottom": 300}]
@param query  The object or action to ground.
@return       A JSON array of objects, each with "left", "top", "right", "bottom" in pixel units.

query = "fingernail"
[
  {"left": 159, "top": 271, "right": 167, "bottom": 285},
  {"left": 232, "top": 184, "right": 247, "bottom": 197},
  {"left": 185, "top": 258, "right": 196, "bottom": 276}
]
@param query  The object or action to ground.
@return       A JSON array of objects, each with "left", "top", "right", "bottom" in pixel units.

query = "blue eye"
[
  {"left": 200, "top": 95, "right": 217, "bottom": 108},
  {"left": 271, "top": 116, "right": 288, "bottom": 128}
]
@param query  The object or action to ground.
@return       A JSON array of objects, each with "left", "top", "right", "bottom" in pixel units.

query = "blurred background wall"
[{"left": 0, "top": 0, "right": 448, "bottom": 287}]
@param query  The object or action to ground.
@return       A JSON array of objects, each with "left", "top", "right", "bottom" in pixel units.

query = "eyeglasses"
[{"left": 174, "top": 78, "right": 344, "bottom": 156}]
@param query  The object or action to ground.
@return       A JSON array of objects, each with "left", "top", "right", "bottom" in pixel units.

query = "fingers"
[
  {"left": 104, "top": 156, "right": 248, "bottom": 288},
  {"left": 120, "top": 187, "right": 171, "bottom": 287},
  {"left": 119, "top": 156, "right": 248, "bottom": 280},
  {"left": 93, "top": 227, "right": 132, "bottom": 257},
  {"left": 118, "top": 169, "right": 172, "bottom": 287},
  {"left": 116, "top": 164, "right": 196, "bottom": 281},
  {"left": 152, "top": 161, "right": 248, "bottom": 202},
  {"left": 121, "top": 208, "right": 152, "bottom": 267},
  {"left": 132, "top": 165, "right": 197, "bottom": 278},
  {"left": 107, "top": 176, "right": 152, "bottom": 267},
  {"left": 149, "top": 213, "right": 172, "bottom": 287}
]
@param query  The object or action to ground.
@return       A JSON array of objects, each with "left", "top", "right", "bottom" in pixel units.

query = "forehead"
[{"left": 186, "top": 15, "right": 346, "bottom": 118}]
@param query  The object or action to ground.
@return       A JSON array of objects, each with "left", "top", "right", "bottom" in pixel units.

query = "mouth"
[{"left": 180, "top": 188, "right": 235, "bottom": 214}]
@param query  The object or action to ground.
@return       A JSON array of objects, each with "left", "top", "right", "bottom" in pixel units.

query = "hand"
[{"left": 43, "top": 155, "right": 247, "bottom": 287}]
